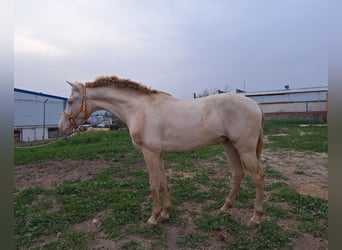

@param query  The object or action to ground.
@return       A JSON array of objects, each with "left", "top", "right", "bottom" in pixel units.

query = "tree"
[{"left": 195, "top": 85, "right": 230, "bottom": 98}]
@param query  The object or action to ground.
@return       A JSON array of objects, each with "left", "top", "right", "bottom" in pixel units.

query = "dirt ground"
[
  {"left": 261, "top": 150, "right": 328, "bottom": 200},
  {"left": 14, "top": 149, "right": 328, "bottom": 249}
]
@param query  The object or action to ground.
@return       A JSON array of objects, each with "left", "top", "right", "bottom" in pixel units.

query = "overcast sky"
[{"left": 14, "top": 0, "right": 327, "bottom": 99}]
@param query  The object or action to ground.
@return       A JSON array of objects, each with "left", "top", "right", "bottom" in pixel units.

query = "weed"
[
  {"left": 176, "top": 233, "right": 207, "bottom": 248},
  {"left": 132, "top": 225, "right": 167, "bottom": 249},
  {"left": 193, "top": 172, "right": 210, "bottom": 185},
  {"left": 254, "top": 219, "right": 293, "bottom": 249},
  {"left": 294, "top": 170, "right": 306, "bottom": 175},
  {"left": 102, "top": 199, "right": 144, "bottom": 237},
  {"left": 15, "top": 186, "right": 44, "bottom": 206},
  {"left": 42, "top": 229, "right": 87, "bottom": 250},
  {"left": 121, "top": 240, "right": 145, "bottom": 250},
  {"left": 196, "top": 213, "right": 241, "bottom": 235},
  {"left": 270, "top": 187, "right": 328, "bottom": 238},
  {"left": 271, "top": 188, "right": 327, "bottom": 217},
  {"left": 170, "top": 177, "right": 210, "bottom": 205},
  {"left": 265, "top": 167, "right": 289, "bottom": 180},
  {"left": 235, "top": 188, "right": 255, "bottom": 205},
  {"left": 265, "top": 181, "right": 288, "bottom": 191},
  {"left": 264, "top": 204, "right": 290, "bottom": 219},
  {"left": 229, "top": 219, "right": 293, "bottom": 250},
  {"left": 299, "top": 220, "right": 328, "bottom": 238}
]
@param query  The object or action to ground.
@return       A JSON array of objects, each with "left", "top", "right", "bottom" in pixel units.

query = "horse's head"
[{"left": 58, "top": 81, "right": 89, "bottom": 136}]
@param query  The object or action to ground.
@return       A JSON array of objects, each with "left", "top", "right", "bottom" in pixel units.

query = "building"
[
  {"left": 86, "top": 113, "right": 113, "bottom": 128},
  {"left": 238, "top": 86, "right": 328, "bottom": 121},
  {"left": 14, "top": 88, "right": 67, "bottom": 142}
]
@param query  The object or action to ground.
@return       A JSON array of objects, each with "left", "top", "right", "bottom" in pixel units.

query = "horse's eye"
[{"left": 67, "top": 100, "right": 73, "bottom": 104}]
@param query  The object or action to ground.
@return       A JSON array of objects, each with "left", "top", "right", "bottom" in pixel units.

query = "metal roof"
[
  {"left": 239, "top": 86, "right": 328, "bottom": 97},
  {"left": 14, "top": 88, "right": 67, "bottom": 101}
]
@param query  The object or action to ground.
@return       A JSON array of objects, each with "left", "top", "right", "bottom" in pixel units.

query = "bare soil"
[
  {"left": 14, "top": 149, "right": 328, "bottom": 249},
  {"left": 14, "top": 158, "right": 117, "bottom": 191},
  {"left": 261, "top": 150, "right": 328, "bottom": 200}
]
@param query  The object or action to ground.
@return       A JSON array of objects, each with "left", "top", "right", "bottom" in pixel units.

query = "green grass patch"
[
  {"left": 170, "top": 178, "right": 210, "bottom": 205},
  {"left": 264, "top": 204, "right": 291, "bottom": 219},
  {"left": 235, "top": 188, "right": 255, "bottom": 205},
  {"left": 265, "top": 181, "right": 289, "bottom": 191},
  {"left": 294, "top": 170, "right": 307, "bottom": 175},
  {"left": 130, "top": 225, "right": 167, "bottom": 249},
  {"left": 265, "top": 167, "right": 289, "bottom": 180},
  {"left": 14, "top": 131, "right": 141, "bottom": 165},
  {"left": 229, "top": 219, "right": 293, "bottom": 250},
  {"left": 15, "top": 166, "right": 149, "bottom": 248},
  {"left": 264, "top": 120, "right": 327, "bottom": 153},
  {"left": 196, "top": 213, "right": 241, "bottom": 234},
  {"left": 164, "top": 144, "right": 224, "bottom": 171},
  {"left": 102, "top": 200, "right": 145, "bottom": 238},
  {"left": 41, "top": 229, "right": 87, "bottom": 250},
  {"left": 270, "top": 187, "right": 328, "bottom": 238},
  {"left": 176, "top": 233, "right": 207, "bottom": 248},
  {"left": 121, "top": 240, "right": 145, "bottom": 250}
]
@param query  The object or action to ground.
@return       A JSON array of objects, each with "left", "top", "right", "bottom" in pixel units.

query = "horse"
[{"left": 58, "top": 75, "right": 265, "bottom": 227}]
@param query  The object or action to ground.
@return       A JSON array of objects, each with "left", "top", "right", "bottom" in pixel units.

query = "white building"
[
  {"left": 14, "top": 88, "right": 67, "bottom": 142},
  {"left": 238, "top": 86, "right": 328, "bottom": 121}
]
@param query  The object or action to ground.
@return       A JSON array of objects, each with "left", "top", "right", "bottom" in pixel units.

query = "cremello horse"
[{"left": 58, "top": 76, "right": 265, "bottom": 227}]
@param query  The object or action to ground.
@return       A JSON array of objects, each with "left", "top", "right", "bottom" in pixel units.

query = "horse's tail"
[{"left": 256, "top": 110, "right": 264, "bottom": 160}]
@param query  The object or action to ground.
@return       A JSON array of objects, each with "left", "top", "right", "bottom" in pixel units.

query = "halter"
[{"left": 63, "top": 84, "right": 89, "bottom": 129}]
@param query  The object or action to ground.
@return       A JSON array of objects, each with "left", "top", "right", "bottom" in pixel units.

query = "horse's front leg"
[
  {"left": 159, "top": 156, "right": 171, "bottom": 222},
  {"left": 143, "top": 150, "right": 168, "bottom": 225}
]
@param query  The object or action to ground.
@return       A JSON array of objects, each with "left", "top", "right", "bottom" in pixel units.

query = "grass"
[
  {"left": 14, "top": 120, "right": 328, "bottom": 249},
  {"left": 227, "top": 219, "right": 294, "bottom": 250},
  {"left": 264, "top": 120, "right": 328, "bottom": 153},
  {"left": 270, "top": 187, "right": 328, "bottom": 239},
  {"left": 41, "top": 230, "right": 87, "bottom": 250},
  {"left": 176, "top": 233, "right": 206, "bottom": 248},
  {"left": 14, "top": 131, "right": 141, "bottom": 166}
]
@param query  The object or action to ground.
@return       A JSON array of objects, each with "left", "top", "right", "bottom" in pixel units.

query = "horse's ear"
[{"left": 66, "top": 81, "right": 76, "bottom": 88}]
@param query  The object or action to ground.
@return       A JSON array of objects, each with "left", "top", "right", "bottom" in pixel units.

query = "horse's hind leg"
[
  {"left": 219, "top": 140, "right": 245, "bottom": 213},
  {"left": 240, "top": 151, "right": 265, "bottom": 227}
]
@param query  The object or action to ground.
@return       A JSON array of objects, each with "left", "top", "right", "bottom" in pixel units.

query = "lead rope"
[
  {"left": 14, "top": 132, "right": 77, "bottom": 149},
  {"left": 14, "top": 131, "right": 81, "bottom": 149}
]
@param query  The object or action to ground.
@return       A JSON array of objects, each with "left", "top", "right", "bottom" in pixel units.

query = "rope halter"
[{"left": 63, "top": 84, "right": 89, "bottom": 129}]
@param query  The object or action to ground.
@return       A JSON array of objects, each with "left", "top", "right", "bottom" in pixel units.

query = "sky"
[{"left": 14, "top": 0, "right": 328, "bottom": 99}]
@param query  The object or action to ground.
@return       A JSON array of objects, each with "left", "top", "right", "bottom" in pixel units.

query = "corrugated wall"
[
  {"left": 14, "top": 91, "right": 65, "bottom": 127},
  {"left": 14, "top": 89, "right": 67, "bottom": 141},
  {"left": 245, "top": 89, "right": 328, "bottom": 121}
]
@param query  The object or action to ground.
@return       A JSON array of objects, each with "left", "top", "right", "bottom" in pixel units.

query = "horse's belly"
[{"left": 160, "top": 126, "right": 221, "bottom": 152}]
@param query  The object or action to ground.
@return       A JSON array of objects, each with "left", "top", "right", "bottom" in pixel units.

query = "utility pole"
[{"left": 43, "top": 99, "right": 49, "bottom": 140}]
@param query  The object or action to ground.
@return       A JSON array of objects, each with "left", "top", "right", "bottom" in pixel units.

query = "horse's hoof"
[
  {"left": 158, "top": 215, "right": 169, "bottom": 223},
  {"left": 146, "top": 221, "right": 158, "bottom": 228},
  {"left": 215, "top": 208, "right": 229, "bottom": 216},
  {"left": 246, "top": 219, "right": 260, "bottom": 229},
  {"left": 147, "top": 217, "right": 159, "bottom": 227}
]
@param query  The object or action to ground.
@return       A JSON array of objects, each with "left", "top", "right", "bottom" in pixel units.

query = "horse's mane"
[{"left": 85, "top": 76, "right": 170, "bottom": 95}]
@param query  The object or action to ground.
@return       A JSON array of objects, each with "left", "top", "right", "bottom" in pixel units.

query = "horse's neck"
[{"left": 87, "top": 87, "right": 148, "bottom": 126}]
